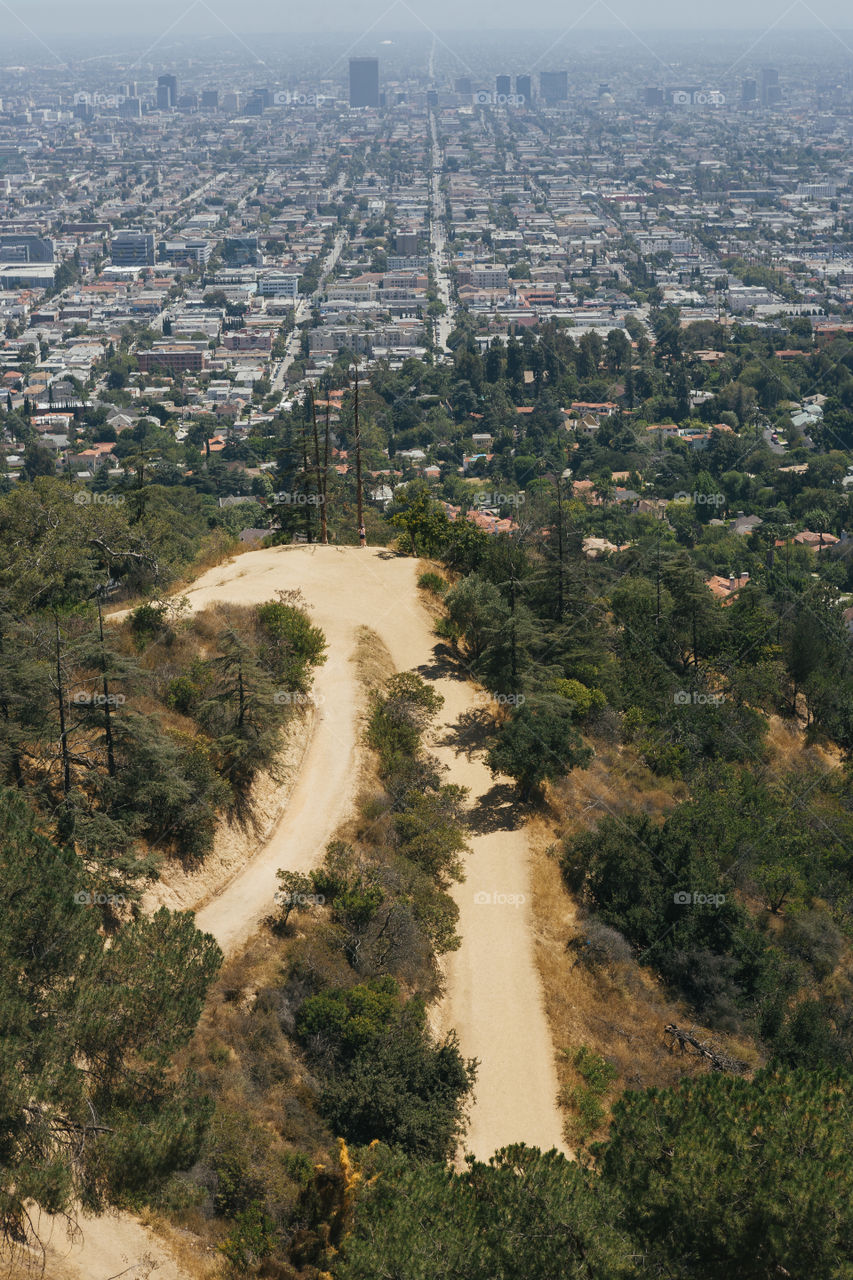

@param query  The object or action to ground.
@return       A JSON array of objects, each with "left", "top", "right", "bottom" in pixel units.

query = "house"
[
  {"left": 731, "top": 514, "right": 762, "bottom": 536},
  {"left": 705, "top": 572, "right": 750, "bottom": 601},
  {"left": 583, "top": 536, "right": 631, "bottom": 557},
  {"left": 779, "top": 529, "right": 840, "bottom": 552}
]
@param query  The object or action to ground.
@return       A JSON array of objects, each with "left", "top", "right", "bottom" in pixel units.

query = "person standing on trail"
[{"left": 358, "top": 523, "right": 367, "bottom": 548}]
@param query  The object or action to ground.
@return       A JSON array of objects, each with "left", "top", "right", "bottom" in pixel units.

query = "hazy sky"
[{"left": 7, "top": 0, "right": 853, "bottom": 37}]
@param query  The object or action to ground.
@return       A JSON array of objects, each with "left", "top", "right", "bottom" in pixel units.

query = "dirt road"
[
  {"left": 38, "top": 544, "right": 565, "bottom": 1279},
  {"left": 180, "top": 545, "right": 566, "bottom": 1158}
]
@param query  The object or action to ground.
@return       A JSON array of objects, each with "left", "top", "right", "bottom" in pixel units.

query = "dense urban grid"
[{"left": 2, "top": 24, "right": 853, "bottom": 1280}]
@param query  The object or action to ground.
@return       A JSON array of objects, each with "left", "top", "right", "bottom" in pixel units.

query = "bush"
[
  {"left": 256, "top": 599, "right": 327, "bottom": 690},
  {"left": 296, "top": 979, "right": 475, "bottom": 1160},
  {"left": 418, "top": 571, "right": 448, "bottom": 596}
]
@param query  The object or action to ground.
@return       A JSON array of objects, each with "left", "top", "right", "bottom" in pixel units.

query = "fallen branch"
[{"left": 663, "top": 1024, "right": 749, "bottom": 1074}]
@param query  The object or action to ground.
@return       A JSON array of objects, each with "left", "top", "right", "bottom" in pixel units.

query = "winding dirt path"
[{"left": 33, "top": 544, "right": 565, "bottom": 1279}]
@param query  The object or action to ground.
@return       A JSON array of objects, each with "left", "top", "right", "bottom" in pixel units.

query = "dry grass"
[
  {"left": 528, "top": 738, "right": 761, "bottom": 1151},
  {"left": 765, "top": 712, "right": 843, "bottom": 774}
]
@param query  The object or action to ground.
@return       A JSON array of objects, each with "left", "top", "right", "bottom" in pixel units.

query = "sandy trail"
[
  {"left": 30, "top": 544, "right": 565, "bottom": 1279},
  {"left": 178, "top": 545, "right": 565, "bottom": 1158}
]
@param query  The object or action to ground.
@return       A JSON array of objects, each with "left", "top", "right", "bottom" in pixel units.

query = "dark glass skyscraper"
[
  {"left": 349, "top": 59, "right": 380, "bottom": 108},
  {"left": 157, "top": 74, "right": 178, "bottom": 110},
  {"left": 539, "top": 70, "right": 568, "bottom": 104}
]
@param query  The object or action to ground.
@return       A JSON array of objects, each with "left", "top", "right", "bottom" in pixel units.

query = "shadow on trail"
[
  {"left": 437, "top": 708, "right": 494, "bottom": 760},
  {"left": 415, "top": 643, "right": 471, "bottom": 683},
  {"left": 467, "top": 781, "right": 527, "bottom": 835}
]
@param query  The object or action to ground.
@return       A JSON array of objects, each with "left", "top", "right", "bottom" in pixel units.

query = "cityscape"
[{"left": 2, "top": 13, "right": 853, "bottom": 1280}]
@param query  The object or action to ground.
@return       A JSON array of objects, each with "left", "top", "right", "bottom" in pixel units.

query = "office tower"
[
  {"left": 123, "top": 81, "right": 138, "bottom": 98},
  {"left": 598, "top": 82, "right": 611, "bottom": 98},
  {"left": 111, "top": 230, "right": 156, "bottom": 267},
  {"left": 248, "top": 87, "right": 273, "bottom": 111},
  {"left": 539, "top": 70, "right": 568, "bottom": 104},
  {"left": 0, "top": 234, "right": 54, "bottom": 263},
  {"left": 761, "top": 67, "right": 781, "bottom": 105},
  {"left": 157, "top": 74, "right": 178, "bottom": 110},
  {"left": 224, "top": 234, "right": 260, "bottom": 266},
  {"left": 395, "top": 230, "right": 420, "bottom": 256},
  {"left": 73, "top": 101, "right": 94, "bottom": 122},
  {"left": 426, "top": 89, "right": 438, "bottom": 107},
  {"left": 349, "top": 58, "right": 379, "bottom": 108},
  {"left": 201, "top": 89, "right": 219, "bottom": 110},
  {"left": 644, "top": 86, "right": 665, "bottom": 106},
  {"left": 119, "top": 97, "right": 142, "bottom": 120},
  {"left": 454, "top": 76, "right": 472, "bottom": 95},
  {"left": 516, "top": 75, "right": 531, "bottom": 102},
  {"left": 496, "top": 75, "right": 511, "bottom": 97},
  {"left": 741, "top": 78, "right": 757, "bottom": 103}
]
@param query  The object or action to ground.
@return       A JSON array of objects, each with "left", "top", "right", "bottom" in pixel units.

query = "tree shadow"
[
  {"left": 467, "top": 781, "right": 527, "bottom": 835},
  {"left": 437, "top": 708, "right": 494, "bottom": 760},
  {"left": 415, "top": 643, "right": 470, "bottom": 683}
]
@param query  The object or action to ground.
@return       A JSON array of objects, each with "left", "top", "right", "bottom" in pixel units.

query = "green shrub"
[{"left": 418, "top": 571, "right": 448, "bottom": 596}]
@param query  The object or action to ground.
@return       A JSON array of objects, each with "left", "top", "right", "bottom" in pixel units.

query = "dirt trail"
[
  {"left": 177, "top": 545, "right": 566, "bottom": 1157},
  {"left": 35, "top": 544, "right": 565, "bottom": 1279}
]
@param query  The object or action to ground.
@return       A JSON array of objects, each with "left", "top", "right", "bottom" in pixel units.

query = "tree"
[
  {"left": 486, "top": 694, "right": 592, "bottom": 800},
  {"left": 336, "top": 1069, "right": 853, "bottom": 1280},
  {"left": 389, "top": 481, "right": 451, "bottom": 556},
  {"left": 0, "top": 790, "right": 221, "bottom": 1248},
  {"left": 296, "top": 978, "right": 475, "bottom": 1160},
  {"left": 335, "top": 1144, "right": 632, "bottom": 1280},
  {"left": 601, "top": 1066, "right": 853, "bottom": 1280},
  {"left": 274, "top": 869, "right": 315, "bottom": 927}
]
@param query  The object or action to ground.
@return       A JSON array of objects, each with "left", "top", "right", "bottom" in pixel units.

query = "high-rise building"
[
  {"left": 741, "top": 79, "right": 757, "bottom": 103},
  {"left": 644, "top": 86, "right": 665, "bottom": 107},
  {"left": 761, "top": 67, "right": 781, "bottom": 105},
  {"left": 395, "top": 230, "right": 420, "bottom": 256},
  {"left": 201, "top": 89, "right": 220, "bottom": 110},
  {"left": 0, "top": 234, "right": 54, "bottom": 263},
  {"left": 496, "top": 75, "right": 511, "bottom": 97},
  {"left": 426, "top": 89, "right": 438, "bottom": 107},
  {"left": 224, "top": 234, "right": 260, "bottom": 266},
  {"left": 539, "top": 70, "right": 568, "bottom": 104},
  {"left": 247, "top": 87, "right": 273, "bottom": 113},
  {"left": 111, "top": 229, "right": 155, "bottom": 267},
  {"left": 515, "top": 75, "right": 531, "bottom": 103},
  {"left": 454, "top": 76, "right": 472, "bottom": 95},
  {"left": 157, "top": 74, "right": 178, "bottom": 110},
  {"left": 119, "top": 97, "right": 142, "bottom": 120},
  {"left": 349, "top": 58, "right": 379, "bottom": 108}
]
